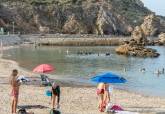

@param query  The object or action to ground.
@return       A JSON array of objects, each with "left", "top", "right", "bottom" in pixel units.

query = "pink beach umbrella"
[{"left": 33, "top": 64, "right": 55, "bottom": 73}]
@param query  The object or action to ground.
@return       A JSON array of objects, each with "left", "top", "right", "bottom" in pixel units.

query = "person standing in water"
[{"left": 9, "top": 69, "right": 20, "bottom": 114}]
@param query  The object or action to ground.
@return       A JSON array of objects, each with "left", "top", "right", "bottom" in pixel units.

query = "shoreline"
[
  {"left": 1, "top": 46, "right": 165, "bottom": 114},
  {"left": 1, "top": 56, "right": 164, "bottom": 98},
  {"left": 1, "top": 45, "right": 165, "bottom": 97}
]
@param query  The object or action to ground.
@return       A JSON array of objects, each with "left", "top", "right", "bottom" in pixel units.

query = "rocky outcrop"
[
  {"left": 132, "top": 14, "right": 164, "bottom": 38},
  {"left": 95, "top": 6, "right": 133, "bottom": 35},
  {"left": 0, "top": 0, "right": 152, "bottom": 34},
  {"left": 158, "top": 33, "right": 165, "bottom": 44},
  {"left": 116, "top": 15, "right": 162, "bottom": 57},
  {"left": 62, "top": 15, "right": 87, "bottom": 34},
  {"left": 95, "top": 6, "right": 118, "bottom": 35},
  {"left": 115, "top": 44, "right": 160, "bottom": 58},
  {"left": 131, "top": 26, "right": 148, "bottom": 45},
  {"left": 141, "top": 14, "right": 161, "bottom": 36},
  {"left": 131, "top": 14, "right": 165, "bottom": 45}
]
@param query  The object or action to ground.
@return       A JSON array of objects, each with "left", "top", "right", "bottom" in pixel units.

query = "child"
[{"left": 9, "top": 69, "right": 21, "bottom": 114}]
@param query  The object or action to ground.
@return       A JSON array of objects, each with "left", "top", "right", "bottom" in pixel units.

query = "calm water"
[{"left": 3, "top": 46, "right": 165, "bottom": 97}]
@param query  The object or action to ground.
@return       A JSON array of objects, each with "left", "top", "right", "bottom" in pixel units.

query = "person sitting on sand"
[
  {"left": 9, "top": 69, "right": 20, "bottom": 114},
  {"left": 97, "top": 83, "right": 106, "bottom": 112},
  {"left": 51, "top": 82, "right": 60, "bottom": 109}
]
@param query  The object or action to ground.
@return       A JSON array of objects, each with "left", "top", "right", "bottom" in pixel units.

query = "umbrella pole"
[{"left": 0, "top": 39, "right": 3, "bottom": 58}]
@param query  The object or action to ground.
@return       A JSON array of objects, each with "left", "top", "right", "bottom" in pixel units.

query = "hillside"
[{"left": 0, "top": 0, "right": 153, "bottom": 35}]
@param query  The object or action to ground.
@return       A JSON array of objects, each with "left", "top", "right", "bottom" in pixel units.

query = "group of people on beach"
[
  {"left": 9, "top": 69, "right": 113, "bottom": 114},
  {"left": 9, "top": 69, "right": 61, "bottom": 114}
]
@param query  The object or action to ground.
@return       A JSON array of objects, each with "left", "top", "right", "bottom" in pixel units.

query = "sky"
[{"left": 141, "top": 0, "right": 165, "bottom": 16}]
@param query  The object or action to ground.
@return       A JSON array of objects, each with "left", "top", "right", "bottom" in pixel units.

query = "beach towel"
[{"left": 116, "top": 111, "right": 139, "bottom": 114}]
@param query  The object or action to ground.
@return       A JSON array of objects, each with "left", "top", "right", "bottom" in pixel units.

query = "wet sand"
[{"left": 0, "top": 52, "right": 165, "bottom": 114}]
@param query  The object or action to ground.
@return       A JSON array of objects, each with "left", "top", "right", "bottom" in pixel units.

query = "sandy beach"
[
  {"left": 0, "top": 56, "right": 165, "bottom": 114},
  {"left": 1, "top": 0, "right": 165, "bottom": 113}
]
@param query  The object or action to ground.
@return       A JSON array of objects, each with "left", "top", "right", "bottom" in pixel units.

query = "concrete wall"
[{"left": 20, "top": 34, "right": 131, "bottom": 46}]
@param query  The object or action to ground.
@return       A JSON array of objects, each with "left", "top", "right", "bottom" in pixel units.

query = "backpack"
[
  {"left": 17, "top": 108, "right": 27, "bottom": 114},
  {"left": 50, "top": 109, "right": 61, "bottom": 114}
]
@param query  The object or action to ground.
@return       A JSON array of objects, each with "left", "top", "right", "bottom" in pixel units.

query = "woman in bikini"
[
  {"left": 9, "top": 69, "right": 20, "bottom": 114},
  {"left": 97, "top": 83, "right": 106, "bottom": 112},
  {"left": 97, "top": 83, "right": 112, "bottom": 112}
]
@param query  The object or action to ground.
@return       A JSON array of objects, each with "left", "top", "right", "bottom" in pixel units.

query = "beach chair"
[{"left": 40, "top": 74, "right": 51, "bottom": 86}]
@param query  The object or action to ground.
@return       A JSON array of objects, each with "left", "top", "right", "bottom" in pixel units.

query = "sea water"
[{"left": 3, "top": 46, "right": 165, "bottom": 97}]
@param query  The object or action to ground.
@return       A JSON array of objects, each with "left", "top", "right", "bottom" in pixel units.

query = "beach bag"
[
  {"left": 46, "top": 90, "right": 52, "bottom": 97},
  {"left": 50, "top": 109, "right": 61, "bottom": 114},
  {"left": 17, "top": 108, "right": 27, "bottom": 114},
  {"left": 111, "top": 105, "right": 124, "bottom": 111}
]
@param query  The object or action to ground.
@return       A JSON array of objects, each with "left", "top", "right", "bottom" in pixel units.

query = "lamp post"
[{"left": 12, "top": 21, "right": 15, "bottom": 35}]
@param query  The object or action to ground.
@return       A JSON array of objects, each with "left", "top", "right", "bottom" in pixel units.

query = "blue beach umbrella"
[{"left": 91, "top": 72, "right": 127, "bottom": 83}]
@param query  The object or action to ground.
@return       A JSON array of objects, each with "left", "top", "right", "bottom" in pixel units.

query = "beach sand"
[{"left": 0, "top": 58, "right": 165, "bottom": 114}]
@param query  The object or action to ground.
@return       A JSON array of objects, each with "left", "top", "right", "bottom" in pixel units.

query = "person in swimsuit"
[
  {"left": 51, "top": 82, "right": 60, "bottom": 109},
  {"left": 97, "top": 83, "right": 106, "bottom": 112},
  {"left": 104, "top": 84, "right": 111, "bottom": 104},
  {"left": 9, "top": 69, "right": 20, "bottom": 114}
]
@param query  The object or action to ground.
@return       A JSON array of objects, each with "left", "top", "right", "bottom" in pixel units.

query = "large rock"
[
  {"left": 131, "top": 26, "right": 147, "bottom": 45},
  {"left": 116, "top": 44, "right": 160, "bottom": 58},
  {"left": 95, "top": 6, "right": 132, "bottom": 35},
  {"left": 158, "top": 33, "right": 165, "bottom": 44},
  {"left": 131, "top": 14, "right": 163, "bottom": 45},
  {"left": 141, "top": 14, "right": 161, "bottom": 36},
  {"left": 62, "top": 15, "right": 87, "bottom": 34}
]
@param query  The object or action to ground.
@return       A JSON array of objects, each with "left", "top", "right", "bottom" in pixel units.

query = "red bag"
[{"left": 111, "top": 105, "right": 124, "bottom": 111}]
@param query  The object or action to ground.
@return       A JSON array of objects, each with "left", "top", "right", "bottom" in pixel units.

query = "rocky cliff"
[{"left": 0, "top": 0, "right": 156, "bottom": 35}]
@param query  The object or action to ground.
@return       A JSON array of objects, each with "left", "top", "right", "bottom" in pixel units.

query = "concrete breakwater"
[
  {"left": 0, "top": 35, "right": 21, "bottom": 46},
  {"left": 20, "top": 34, "right": 131, "bottom": 46}
]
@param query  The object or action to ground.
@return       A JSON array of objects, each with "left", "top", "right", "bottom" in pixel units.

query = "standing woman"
[
  {"left": 9, "top": 69, "right": 20, "bottom": 114},
  {"left": 97, "top": 83, "right": 106, "bottom": 112},
  {"left": 104, "top": 84, "right": 112, "bottom": 104}
]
